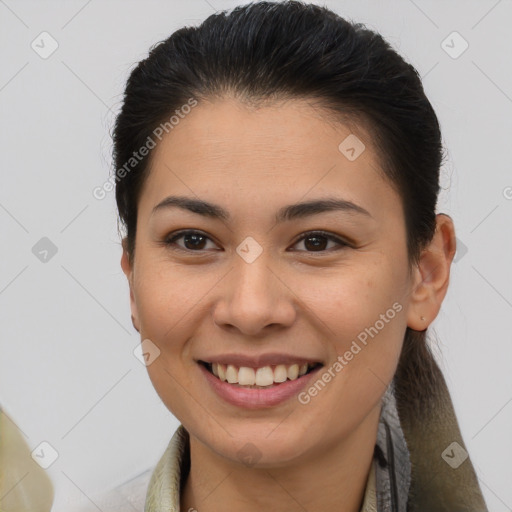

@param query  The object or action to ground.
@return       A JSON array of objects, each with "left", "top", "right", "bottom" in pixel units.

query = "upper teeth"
[{"left": 210, "top": 363, "right": 313, "bottom": 386}]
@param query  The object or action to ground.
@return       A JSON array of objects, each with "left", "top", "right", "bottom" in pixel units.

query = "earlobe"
[
  {"left": 120, "top": 238, "right": 132, "bottom": 279},
  {"left": 406, "top": 214, "right": 456, "bottom": 331}
]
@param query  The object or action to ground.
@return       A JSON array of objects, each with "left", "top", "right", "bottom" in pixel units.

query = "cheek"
[
  {"left": 133, "top": 261, "right": 204, "bottom": 415},
  {"left": 312, "top": 260, "right": 404, "bottom": 340},
  {"left": 308, "top": 260, "right": 407, "bottom": 393},
  {"left": 133, "top": 258, "right": 204, "bottom": 342}
]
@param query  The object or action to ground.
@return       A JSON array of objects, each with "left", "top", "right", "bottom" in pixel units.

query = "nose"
[{"left": 212, "top": 254, "right": 297, "bottom": 337}]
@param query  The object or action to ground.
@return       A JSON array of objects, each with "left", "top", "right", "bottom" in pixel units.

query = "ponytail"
[{"left": 394, "top": 328, "right": 487, "bottom": 510}]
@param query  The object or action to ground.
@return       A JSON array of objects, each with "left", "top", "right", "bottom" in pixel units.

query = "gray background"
[{"left": 0, "top": 0, "right": 511, "bottom": 510}]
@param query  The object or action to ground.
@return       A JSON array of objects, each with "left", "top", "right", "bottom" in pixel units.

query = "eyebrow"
[{"left": 151, "top": 195, "right": 373, "bottom": 223}]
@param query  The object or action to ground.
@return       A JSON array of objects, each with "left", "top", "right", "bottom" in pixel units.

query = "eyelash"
[{"left": 163, "top": 229, "right": 350, "bottom": 254}]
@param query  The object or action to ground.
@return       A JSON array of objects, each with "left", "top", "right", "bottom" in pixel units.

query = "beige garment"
[
  {"left": 0, "top": 406, "right": 54, "bottom": 512},
  {"left": 144, "top": 424, "right": 377, "bottom": 512}
]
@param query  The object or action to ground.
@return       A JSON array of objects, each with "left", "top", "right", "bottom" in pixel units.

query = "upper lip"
[{"left": 198, "top": 353, "right": 323, "bottom": 368}]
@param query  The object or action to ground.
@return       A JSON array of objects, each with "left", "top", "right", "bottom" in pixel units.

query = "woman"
[{"left": 112, "top": 1, "right": 488, "bottom": 510}]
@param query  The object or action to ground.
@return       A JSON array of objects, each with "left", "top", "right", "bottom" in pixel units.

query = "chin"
[{"left": 201, "top": 422, "right": 316, "bottom": 467}]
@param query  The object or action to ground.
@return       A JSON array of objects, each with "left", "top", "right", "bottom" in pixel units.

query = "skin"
[{"left": 121, "top": 97, "right": 456, "bottom": 512}]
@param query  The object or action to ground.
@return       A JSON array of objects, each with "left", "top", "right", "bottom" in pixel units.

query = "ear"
[
  {"left": 407, "top": 214, "right": 457, "bottom": 330},
  {"left": 120, "top": 238, "right": 140, "bottom": 333}
]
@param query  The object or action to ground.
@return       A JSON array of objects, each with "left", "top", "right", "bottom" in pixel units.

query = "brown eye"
[
  {"left": 291, "top": 231, "right": 348, "bottom": 253},
  {"left": 165, "top": 230, "right": 218, "bottom": 251}
]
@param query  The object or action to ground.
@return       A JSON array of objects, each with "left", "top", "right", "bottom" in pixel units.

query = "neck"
[{"left": 181, "top": 403, "right": 381, "bottom": 512}]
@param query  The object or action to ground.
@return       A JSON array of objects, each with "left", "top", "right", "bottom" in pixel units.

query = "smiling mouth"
[{"left": 199, "top": 361, "right": 323, "bottom": 388}]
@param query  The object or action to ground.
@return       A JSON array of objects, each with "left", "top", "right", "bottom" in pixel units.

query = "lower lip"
[{"left": 198, "top": 363, "right": 323, "bottom": 409}]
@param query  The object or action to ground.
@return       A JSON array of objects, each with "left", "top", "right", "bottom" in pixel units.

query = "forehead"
[
  {"left": 138, "top": 97, "right": 402, "bottom": 224},
  {"left": 150, "top": 97, "right": 378, "bottom": 165}
]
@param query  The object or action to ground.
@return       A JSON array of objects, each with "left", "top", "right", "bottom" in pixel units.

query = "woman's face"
[{"left": 122, "top": 98, "right": 417, "bottom": 466}]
